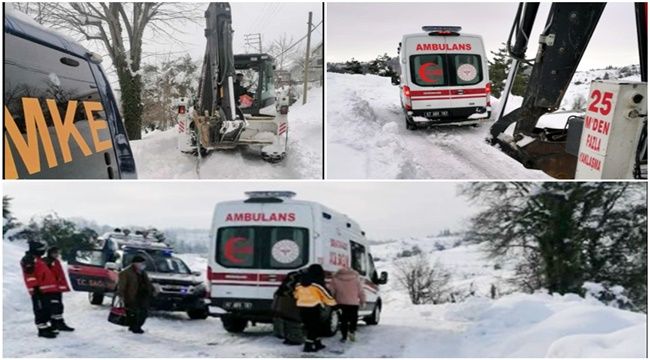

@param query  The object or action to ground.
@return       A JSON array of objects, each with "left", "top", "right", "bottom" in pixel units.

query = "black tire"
[
  {"left": 364, "top": 302, "right": 381, "bottom": 325},
  {"left": 321, "top": 308, "right": 340, "bottom": 337},
  {"left": 89, "top": 292, "right": 104, "bottom": 305},
  {"left": 405, "top": 115, "right": 416, "bottom": 130},
  {"left": 187, "top": 307, "right": 209, "bottom": 320},
  {"left": 221, "top": 315, "right": 248, "bottom": 333}
]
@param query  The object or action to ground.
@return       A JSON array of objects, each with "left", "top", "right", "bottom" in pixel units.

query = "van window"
[
  {"left": 350, "top": 241, "right": 367, "bottom": 276},
  {"left": 409, "top": 54, "right": 483, "bottom": 87},
  {"left": 367, "top": 254, "right": 378, "bottom": 283},
  {"left": 216, "top": 226, "right": 309, "bottom": 269},
  {"left": 452, "top": 54, "right": 482, "bottom": 85},
  {"left": 4, "top": 33, "right": 116, "bottom": 179},
  {"left": 410, "top": 54, "right": 446, "bottom": 86},
  {"left": 75, "top": 250, "right": 106, "bottom": 267}
]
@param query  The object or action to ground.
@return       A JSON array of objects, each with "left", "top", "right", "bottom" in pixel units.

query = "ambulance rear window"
[
  {"left": 452, "top": 54, "right": 482, "bottom": 85},
  {"left": 216, "top": 226, "right": 309, "bottom": 269},
  {"left": 410, "top": 54, "right": 446, "bottom": 86}
]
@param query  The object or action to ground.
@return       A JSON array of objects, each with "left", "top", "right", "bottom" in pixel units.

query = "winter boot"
[
  {"left": 348, "top": 332, "right": 356, "bottom": 342},
  {"left": 130, "top": 327, "right": 145, "bottom": 334},
  {"left": 45, "top": 325, "right": 59, "bottom": 335},
  {"left": 340, "top": 334, "right": 347, "bottom": 343},
  {"left": 314, "top": 339, "right": 326, "bottom": 351},
  {"left": 54, "top": 319, "right": 75, "bottom": 332},
  {"left": 38, "top": 327, "right": 57, "bottom": 339},
  {"left": 283, "top": 339, "right": 301, "bottom": 346},
  {"left": 303, "top": 341, "right": 316, "bottom": 353}
]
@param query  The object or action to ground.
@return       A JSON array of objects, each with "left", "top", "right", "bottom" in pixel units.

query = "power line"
[{"left": 276, "top": 20, "right": 323, "bottom": 58}]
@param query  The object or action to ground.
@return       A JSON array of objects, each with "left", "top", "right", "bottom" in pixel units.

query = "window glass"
[
  {"left": 75, "top": 250, "right": 106, "bottom": 267},
  {"left": 410, "top": 54, "right": 446, "bottom": 86},
  {"left": 452, "top": 54, "right": 482, "bottom": 85},
  {"left": 261, "top": 61, "right": 275, "bottom": 101},
  {"left": 368, "top": 254, "right": 378, "bottom": 282},
  {"left": 216, "top": 226, "right": 309, "bottom": 269},
  {"left": 350, "top": 241, "right": 367, "bottom": 275}
]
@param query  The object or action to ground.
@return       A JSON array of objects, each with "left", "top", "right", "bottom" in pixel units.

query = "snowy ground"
[
  {"left": 326, "top": 68, "right": 642, "bottom": 179},
  {"left": 130, "top": 87, "right": 323, "bottom": 179},
  {"left": 4, "top": 239, "right": 645, "bottom": 358},
  {"left": 326, "top": 73, "right": 549, "bottom": 179}
]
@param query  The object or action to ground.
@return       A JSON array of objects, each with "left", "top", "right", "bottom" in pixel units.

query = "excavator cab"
[
  {"left": 489, "top": 3, "right": 647, "bottom": 179},
  {"left": 234, "top": 53, "right": 276, "bottom": 116}
]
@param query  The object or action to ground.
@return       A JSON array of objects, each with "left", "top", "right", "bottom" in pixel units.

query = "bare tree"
[
  {"left": 265, "top": 33, "right": 296, "bottom": 70},
  {"left": 395, "top": 254, "right": 452, "bottom": 305},
  {"left": 19, "top": 3, "right": 201, "bottom": 140}
]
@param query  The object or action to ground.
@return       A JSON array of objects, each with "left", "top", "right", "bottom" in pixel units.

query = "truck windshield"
[
  {"left": 410, "top": 54, "right": 483, "bottom": 87},
  {"left": 123, "top": 250, "right": 191, "bottom": 274},
  {"left": 216, "top": 226, "right": 309, "bottom": 269}
]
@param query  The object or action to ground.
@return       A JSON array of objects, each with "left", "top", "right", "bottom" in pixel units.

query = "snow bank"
[{"left": 130, "top": 87, "right": 322, "bottom": 179}]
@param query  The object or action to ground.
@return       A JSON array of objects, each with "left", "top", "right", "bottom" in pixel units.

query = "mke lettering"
[
  {"left": 584, "top": 115, "right": 611, "bottom": 135},
  {"left": 4, "top": 99, "right": 112, "bottom": 179},
  {"left": 225, "top": 212, "right": 297, "bottom": 222},
  {"left": 416, "top": 43, "right": 472, "bottom": 51}
]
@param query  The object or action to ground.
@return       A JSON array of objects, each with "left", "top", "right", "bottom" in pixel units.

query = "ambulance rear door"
[
  {"left": 446, "top": 36, "right": 489, "bottom": 110},
  {"left": 406, "top": 35, "right": 452, "bottom": 115}
]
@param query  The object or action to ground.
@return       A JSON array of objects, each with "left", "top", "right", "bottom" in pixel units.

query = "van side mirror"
[
  {"left": 105, "top": 262, "right": 120, "bottom": 271},
  {"left": 391, "top": 75, "right": 400, "bottom": 86},
  {"left": 192, "top": 271, "right": 201, "bottom": 276},
  {"left": 378, "top": 271, "right": 388, "bottom": 285}
]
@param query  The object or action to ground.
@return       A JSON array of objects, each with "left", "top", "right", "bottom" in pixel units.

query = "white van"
[
  {"left": 394, "top": 26, "right": 491, "bottom": 129},
  {"left": 207, "top": 191, "right": 388, "bottom": 333}
]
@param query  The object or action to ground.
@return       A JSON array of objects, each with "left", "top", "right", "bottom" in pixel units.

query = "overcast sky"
[
  {"left": 327, "top": 2, "right": 640, "bottom": 70},
  {"left": 4, "top": 182, "right": 478, "bottom": 240}
]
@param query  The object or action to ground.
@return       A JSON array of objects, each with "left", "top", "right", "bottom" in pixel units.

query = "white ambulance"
[
  {"left": 207, "top": 191, "right": 388, "bottom": 334},
  {"left": 393, "top": 26, "right": 491, "bottom": 129}
]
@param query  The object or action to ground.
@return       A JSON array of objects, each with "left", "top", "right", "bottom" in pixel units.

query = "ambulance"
[
  {"left": 207, "top": 191, "right": 388, "bottom": 334},
  {"left": 393, "top": 26, "right": 491, "bottom": 129}
]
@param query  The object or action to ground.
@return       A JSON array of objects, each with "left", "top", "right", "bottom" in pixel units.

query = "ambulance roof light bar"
[
  {"left": 245, "top": 191, "right": 297, "bottom": 199},
  {"left": 422, "top": 26, "right": 462, "bottom": 35}
]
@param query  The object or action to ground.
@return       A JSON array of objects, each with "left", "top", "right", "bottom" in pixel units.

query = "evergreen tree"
[
  {"left": 344, "top": 58, "right": 363, "bottom": 74},
  {"left": 488, "top": 43, "right": 530, "bottom": 97},
  {"left": 3, "top": 195, "right": 20, "bottom": 236},
  {"left": 367, "top": 53, "right": 398, "bottom": 78},
  {"left": 16, "top": 214, "right": 97, "bottom": 262}
]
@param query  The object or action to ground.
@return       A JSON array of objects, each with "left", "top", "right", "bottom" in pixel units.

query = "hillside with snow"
[
  {"left": 130, "top": 86, "right": 323, "bottom": 179},
  {"left": 327, "top": 66, "right": 640, "bottom": 179},
  {"left": 4, "top": 234, "right": 645, "bottom": 358}
]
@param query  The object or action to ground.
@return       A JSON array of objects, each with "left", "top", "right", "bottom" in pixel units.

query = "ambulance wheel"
[
  {"left": 364, "top": 302, "right": 381, "bottom": 325},
  {"left": 221, "top": 315, "right": 248, "bottom": 333},
  {"left": 405, "top": 116, "right": 416, "bottom": 131},
  {"left": 187, "top": 307, "right": 209, "bottom": 320},
  {"left": 89, "top": 292, "right": 104, "bottom": 305},
  {"left": 322, "top": 308, "right": 340, "bottom": 337}
]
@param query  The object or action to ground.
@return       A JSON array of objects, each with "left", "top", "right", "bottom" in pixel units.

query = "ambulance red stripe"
[
  {"left": 412, "top": 95, "right": 487, "bottom": 101},
  {"left": 410, "top": 87, "right": 485, "bottom": 97}
]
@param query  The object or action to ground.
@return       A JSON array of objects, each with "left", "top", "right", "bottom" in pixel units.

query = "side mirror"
[
  {"left": 378, "top": 271, "right": 388, "bottom": 285},
  {"left": 192, "top": 271, "right": 201, "bottom": 276},
  {"left": 105, "top": 262, "right": 120, "bottom": 271},
  {"left": 391, "top": 75, "right": 400, "bottom": 86}
]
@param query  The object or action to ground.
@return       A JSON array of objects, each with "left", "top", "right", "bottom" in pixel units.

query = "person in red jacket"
[
  {"left": 20, "top": 241, "right": 59, "bottom": 338},
  {"left": 43, "top": 246, "right": 74, "bottom": 331}
]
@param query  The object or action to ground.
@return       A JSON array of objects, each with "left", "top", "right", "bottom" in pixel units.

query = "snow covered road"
[
  {"left": 129, "top": 87, "right": 323, "bottom": 179},
  {"left": 327, "top": 73, "right": 550, "bottom": 179}
]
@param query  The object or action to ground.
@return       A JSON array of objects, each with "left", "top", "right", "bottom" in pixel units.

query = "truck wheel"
[
  {"left": 89, "top": 292, "right": 104, "bottom": 305},
  {"left": 364, "top": 303, "right": 381, "bottom": 325},
  {"left": 187, "top": 308, "right": 209, "bottom": 320},
  {"left": 221, "top": 315, "right": 248, "bottom": 333}
]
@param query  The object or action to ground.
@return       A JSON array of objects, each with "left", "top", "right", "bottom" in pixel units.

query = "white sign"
[
  {"left": 457, "top": 64, "right": 477, "bottom": 82},
  {"left": 271, "top": 240, "right": 300, "bottom": 264}
]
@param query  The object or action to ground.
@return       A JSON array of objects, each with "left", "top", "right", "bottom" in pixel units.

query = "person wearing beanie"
[
  {"left": 117, "top": 255, "right": 154, "bottom": 334},
  {"left": 43, "top": 246, "right": 74, "bottom": 331},
  {"left": 294, "top": 264, "right": 337, "bottom": 353},
  {"left": 20, "top": 241, "right": 59, "bottom": 338}
]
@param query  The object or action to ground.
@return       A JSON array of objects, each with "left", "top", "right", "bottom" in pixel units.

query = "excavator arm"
[{"left": 489, "top": 3, "right": 647, "bottom": 179}]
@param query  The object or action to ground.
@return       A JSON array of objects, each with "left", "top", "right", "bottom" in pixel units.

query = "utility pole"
[
  {"left": 302, "top": 11, "right": 312, "bottom": 105},
  {"left": 244, "top": 33, "right": 262, "bottom": 53}
]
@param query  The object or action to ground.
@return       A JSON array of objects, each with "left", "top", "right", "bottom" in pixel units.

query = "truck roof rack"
[{"left": 244, "top": 191, "right": 296, "bottom": 203}]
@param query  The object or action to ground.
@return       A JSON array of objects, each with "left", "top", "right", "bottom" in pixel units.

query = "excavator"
[
  {"left": 175, "top": 3, "right": 289, "bottom": 162},
  {"left": 489, "top": 3, "right": 647, "bottom": 179}
]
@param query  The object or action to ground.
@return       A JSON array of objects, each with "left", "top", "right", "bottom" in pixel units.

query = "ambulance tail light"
[
  {"left": 207, "top": 265, "right": 213, "bottom": 281},
  {"left": 178, "top": 105, "right": 186, "bottom": 114},
  {"left": 403, "top": 86, "right": 412, "bottom": 111},
  {"left": 485, "top": 83, "right": 492, "bottom": 106}
]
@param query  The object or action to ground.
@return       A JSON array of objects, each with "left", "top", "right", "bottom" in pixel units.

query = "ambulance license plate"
[{"left": 424, "top": 111, "right": 449, "bottom": 118}]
